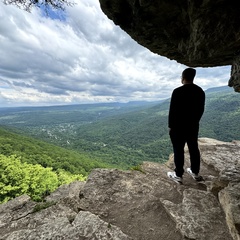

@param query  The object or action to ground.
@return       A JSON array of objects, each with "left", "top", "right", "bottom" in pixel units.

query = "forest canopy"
[{"left": 0, "top": 154, "right": 85, "bottom": 203}]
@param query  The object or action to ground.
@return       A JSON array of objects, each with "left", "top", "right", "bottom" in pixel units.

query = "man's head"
[{"left": 181, "top": 68, "right": 196, "bottom": 83}]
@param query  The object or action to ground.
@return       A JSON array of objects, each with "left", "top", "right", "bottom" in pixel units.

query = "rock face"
[
  {"left": 99, "top": 0, "right": 240, "bottom": 92},
  {"left": 0, "top": 138, "right": 240, "bottom": 240}
]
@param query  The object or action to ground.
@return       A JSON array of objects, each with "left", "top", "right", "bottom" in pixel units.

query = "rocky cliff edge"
[{"left": 0, "top": 138, "right": 240, "bottom": 240}]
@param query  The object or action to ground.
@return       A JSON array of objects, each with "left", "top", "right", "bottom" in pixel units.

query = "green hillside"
[
  {"left": 0, "top": 86, "right": 239, "bottom": 169},
  {"left": 67, "top": 101, "right": 171, "bottom": 167},
  {"left": 60, "top": 86, "right": 240, "bottom": 166},
  {"left": 0, "top": 127, "right": 111, "bottom": 175},
  {"left": 200, "top": 86, "right": 240, "bottom": 141}
]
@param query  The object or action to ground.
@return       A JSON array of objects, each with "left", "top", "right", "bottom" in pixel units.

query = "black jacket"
[{"left": 168, "top": 84, "right": 205, "bottom": 130}]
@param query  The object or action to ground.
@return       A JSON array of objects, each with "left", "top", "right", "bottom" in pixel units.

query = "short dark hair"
[{"left": 182, "top": 68, "right": 196, "bottom": 82}]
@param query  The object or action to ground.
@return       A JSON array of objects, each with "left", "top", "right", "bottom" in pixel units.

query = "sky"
[{"left": 0, "top": 0, "right": 232, "bottom": 107}]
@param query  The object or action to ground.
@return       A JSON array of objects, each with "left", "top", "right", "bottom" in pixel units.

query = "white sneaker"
[
  {"left": 186, "top": 168, "right": 204, "bottom": 181},
  {"left": 167, "top": 172, "right": 183, "bottom": 184}
]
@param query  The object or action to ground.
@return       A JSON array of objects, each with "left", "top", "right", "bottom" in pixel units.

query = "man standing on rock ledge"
[{"left": 167, "top": 68, "right": 205, "bottom": 184}]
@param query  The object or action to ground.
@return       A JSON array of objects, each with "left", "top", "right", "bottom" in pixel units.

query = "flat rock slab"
[{"left": 161, "top": 188, "right": 231, "bottom": 240}]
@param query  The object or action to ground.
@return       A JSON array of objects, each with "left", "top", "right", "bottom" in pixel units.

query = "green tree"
[
  {"left": 0, "top": 154, "right": 59, "bottom": 202},
  {"left": 56, "top": 169, "right": 86, "bottom": 185},
  {"left": 0, "top": 154, "right": 87, "bottom": 203}
]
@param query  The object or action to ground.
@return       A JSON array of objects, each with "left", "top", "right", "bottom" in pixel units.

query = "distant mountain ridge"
[{"left": 204, "top": 85, "right": 232, "bottom": 93}]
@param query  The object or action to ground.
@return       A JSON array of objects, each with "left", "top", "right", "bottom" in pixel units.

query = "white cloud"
[{"left": 0, "top": 0, "right": 232, "bottom": 107}]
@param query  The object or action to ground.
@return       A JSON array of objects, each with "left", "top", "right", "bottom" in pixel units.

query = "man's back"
[{"left": 168, "top": 84, "right": 205, "bottom": 130}]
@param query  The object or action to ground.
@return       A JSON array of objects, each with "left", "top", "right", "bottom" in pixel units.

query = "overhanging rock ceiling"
[{"left": 99, "top": 0, "right": 240, "bottom": 92}]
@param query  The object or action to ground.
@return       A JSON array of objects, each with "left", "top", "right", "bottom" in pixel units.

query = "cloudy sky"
[{"left": 0, "top": 0, "right": 232, "bottom": 107}]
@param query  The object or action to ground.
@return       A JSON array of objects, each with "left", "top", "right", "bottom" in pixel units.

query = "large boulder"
[{"left": 99, "top": 0, "right": 240, "bottom": 92}]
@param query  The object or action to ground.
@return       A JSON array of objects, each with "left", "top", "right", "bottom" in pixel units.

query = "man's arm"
[
  {"left": 198, "top": 91, "right": 205, "bottom": 120},
  {"left": 168, "top": 90, "right": 177, "bottom": 129}
]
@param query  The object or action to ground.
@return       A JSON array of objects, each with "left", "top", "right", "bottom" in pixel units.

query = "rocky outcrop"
[
  {"left": 98, "top": 0, "right": 240, "bottom": 92},
  {"left": 0, "top": 138, "right": 240, "bottom": 239}
]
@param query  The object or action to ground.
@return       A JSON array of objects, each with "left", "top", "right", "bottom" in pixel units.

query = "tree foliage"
[
  {"left": 0, "top": 154, "right": 85, "bottom": 203},
  {"left": 3, "top": 0, "right": 74, "bottom": 12}
]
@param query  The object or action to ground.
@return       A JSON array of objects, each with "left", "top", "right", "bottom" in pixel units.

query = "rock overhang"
[{"left": 99, "top": 0, "right": 240, "bottom": 92}]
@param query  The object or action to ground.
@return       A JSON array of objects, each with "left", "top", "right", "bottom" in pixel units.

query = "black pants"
[{"left": 169, "top": 127, "right": 200, "bottom": 177}]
